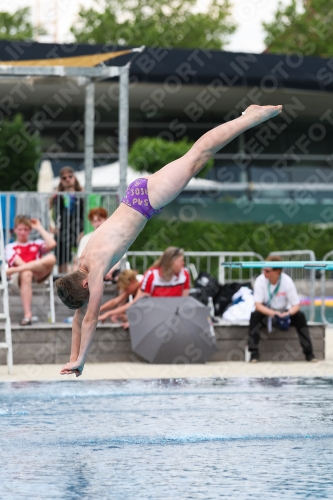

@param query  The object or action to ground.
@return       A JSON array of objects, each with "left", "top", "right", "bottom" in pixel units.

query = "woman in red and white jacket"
[{"left": 141, "top": 247, "right": 190, "bottom": 297}]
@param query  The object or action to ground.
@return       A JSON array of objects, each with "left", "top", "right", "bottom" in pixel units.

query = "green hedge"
[
  {"left": 129, "top": 136, "right": 213, "bottom": 178},
  {"left": 130, "top": 219, "right": 333, "bottom": 259}
]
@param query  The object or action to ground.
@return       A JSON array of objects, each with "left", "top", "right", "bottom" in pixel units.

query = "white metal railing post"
[
  {"left": 321, "top": 250, "right": 333, "bottom": 324},
  {"left": 321, "top": 268, "right": 326, "bottom": 323},
  {"left": 5, "top": 194, "right": 10, "bottom": 246},
  {"left": 0, "top": 200, "right": 12, "bottom": 373},
  {"left": 84, "top": 80, "right": 95, "bottom": 194},
  {"left": 118, "top": 64, "right": 129, "bottom": 200},
  {"left": 309, "top": 269, "right": 315, "bottom": 322},
  {"left": 49, "top": 274, "right": 56, "bottom": 324},
  {"left": 219, "top": 255, "right": 225, "bottom": 285}
]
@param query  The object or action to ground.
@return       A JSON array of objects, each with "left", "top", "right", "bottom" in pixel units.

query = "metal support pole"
[
  {"left": 309, "top": 269, "right": 315, "bottom": 321},
  {"left": 84, "top": 80, "right": 95, "bottom": 193},
  {"left": 118, "top": 64, "right": 129, "bottom": 199},
  {"left": 218, "top": 255, "right": 225, "bottom": 285},
  {"left": 238, "top": 133, "right": 247, "bottom": 183}
]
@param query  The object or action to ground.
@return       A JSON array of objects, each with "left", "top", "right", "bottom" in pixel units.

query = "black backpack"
[
  {"left": 213, "top": 282, "right": 252, "bottom": 315},
  {"left": 194, "top": 272, "right": 221, "bottom": 298},
  {"left": 191, "top": 272, "right": 252, "bottom": 316},
  {"left": 190, "top": 272, "right": 222, "bottom": 307}
]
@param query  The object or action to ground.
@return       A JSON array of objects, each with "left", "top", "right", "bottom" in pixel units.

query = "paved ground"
[
  {"left": 1, "top": 327, "right": 333, "bottom": 382},
  {"left": 1, "top": 360, "right": 333, "bottom": 382}
]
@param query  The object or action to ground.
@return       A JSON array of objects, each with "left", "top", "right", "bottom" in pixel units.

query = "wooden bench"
[{"left": 0, "top": 321, "right": 325, "bottom": 365}]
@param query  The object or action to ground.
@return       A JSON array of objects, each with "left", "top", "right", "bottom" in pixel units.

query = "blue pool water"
[{"left": 1, "top": 378, "right": 333, "bottom": 499}]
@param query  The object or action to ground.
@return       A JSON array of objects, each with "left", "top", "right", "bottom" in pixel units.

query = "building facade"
[{"left": 0, "top": 41, "right": 333, "bottom": 222}]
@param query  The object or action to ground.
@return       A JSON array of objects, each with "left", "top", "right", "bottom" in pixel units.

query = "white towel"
[{"left": 222, "top": 287, "right": 255, "bottom": 323}]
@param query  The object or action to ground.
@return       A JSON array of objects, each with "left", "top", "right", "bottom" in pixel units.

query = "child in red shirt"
[{"left": 6, "top": 215, "right": 56, "bottom": 325}]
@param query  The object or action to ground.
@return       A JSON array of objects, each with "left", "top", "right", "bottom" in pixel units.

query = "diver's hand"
[{"left": 60, "top": 359, "right": 85, "bottom": 377}]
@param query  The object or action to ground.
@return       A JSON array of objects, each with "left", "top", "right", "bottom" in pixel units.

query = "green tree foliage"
[
  {"left": 71, "top": 0, "right": 236, "bottom": 49},
  {"left": 0, "top": 114, "right": 41, "bottom": 191},
  {"left": 263, "top": 0, "right": 333, "bottom": 57},
  {"left": 128, "top": 136, "right": 213, "bottom": 178},
  {"left": 0, "top": 7, "right": 42, "bottom": 41},
  {"left": 131, "top": 219, "right": 333, "bottom": 259}
]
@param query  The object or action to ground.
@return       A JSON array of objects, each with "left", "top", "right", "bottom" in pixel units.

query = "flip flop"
[{"left": 20, "top": 317, "right": 32, "bottom": 326}]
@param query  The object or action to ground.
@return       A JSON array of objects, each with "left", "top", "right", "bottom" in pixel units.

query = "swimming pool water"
[{"left": 1, "top": 377, "right": 333, "bottom": 499}]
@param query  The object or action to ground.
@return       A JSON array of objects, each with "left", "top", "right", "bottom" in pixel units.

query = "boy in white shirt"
[{"left": 249, "top": 255, "right": 316, "bottom": 362}]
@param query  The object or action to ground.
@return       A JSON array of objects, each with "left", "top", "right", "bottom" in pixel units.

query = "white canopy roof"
[
  {"left": 38, "top": 160, "right": 54, "bottom": 193},
  {"left": 53, "top": 161, "right": 225, "bottom": 191}
]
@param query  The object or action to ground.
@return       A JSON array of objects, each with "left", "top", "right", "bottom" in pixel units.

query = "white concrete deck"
[{"left": 1, "top": 360, "right": 333, "bottom": 382}]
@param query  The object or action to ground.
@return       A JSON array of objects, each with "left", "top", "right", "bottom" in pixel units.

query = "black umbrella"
[{"left": 127, "top": 296, "right": 218, "bottom": 364}]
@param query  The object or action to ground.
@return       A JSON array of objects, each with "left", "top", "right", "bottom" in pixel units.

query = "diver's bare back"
[{"left": 79, "top": 203, "right": 147, "bottom": 276}]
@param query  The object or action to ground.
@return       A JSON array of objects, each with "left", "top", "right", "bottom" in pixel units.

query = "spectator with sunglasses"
[
  {"left": 140, "top": 247, "right": 190, "bottom": 297},
  {"left": 50, "top": 166, "right": 84, "bottom": 274},
  {"left": 248, "top": 255, "right": 317, "bottom": 363}
]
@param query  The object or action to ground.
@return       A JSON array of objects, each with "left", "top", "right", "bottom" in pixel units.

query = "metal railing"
[
  {"left": 269, "top": 250, "right": 316, "bottom": 321},
  {"left": 126, "top": 251, "right": 264, "bottom": 284},
  {"left": 321, "top": 250, "right": 333, "bottom": 324},
  {"left": 1, "top": 191, "right": 118, "bottom": 273},
  {"left": 127, "top": 250, "right": 318, "bottom": 320}
]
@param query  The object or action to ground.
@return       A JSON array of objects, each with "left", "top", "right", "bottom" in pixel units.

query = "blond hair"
[
  {"left": 14, "top": 215, "right": 32, "bottom": 228},
  {"left": 151, "top": 247, "right": 184, "bottom": 281},
  {"left": 117, "top": 269, "right": 138, "bottom": 291},
  {"left": 55, "top": 270, "right": 89, "bottom": 309}
]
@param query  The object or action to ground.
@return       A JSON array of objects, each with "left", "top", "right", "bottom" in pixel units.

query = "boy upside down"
[{"left": 55, "top": 105, "right": 282, "bottom": 376}]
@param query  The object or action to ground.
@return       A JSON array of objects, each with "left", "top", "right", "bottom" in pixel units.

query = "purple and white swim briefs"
[{"left": 121, "top": 178, "right": 163, "bottom": 220}]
